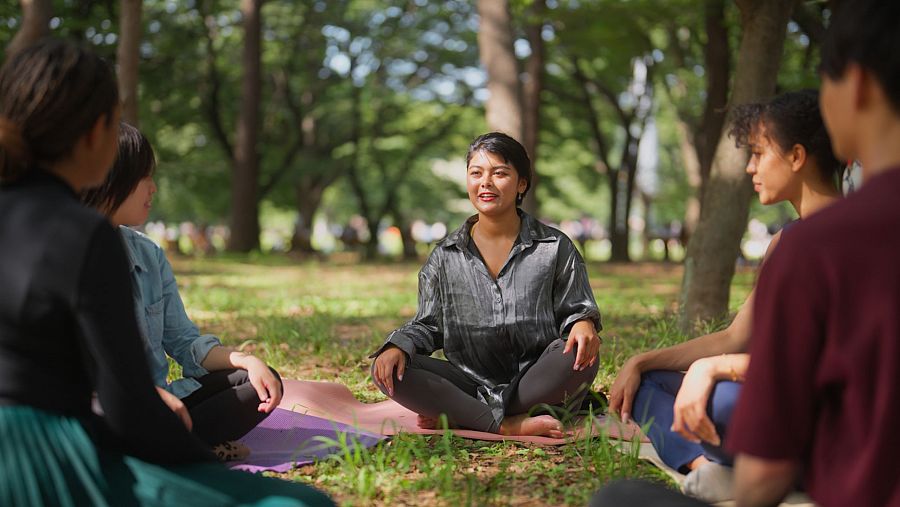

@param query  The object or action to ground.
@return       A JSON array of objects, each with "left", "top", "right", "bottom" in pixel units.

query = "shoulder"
[
  {"left": 118, "top": 226, "right": 168, "bottom": 272},
  {"left": 521, "top": 214, "right": 577, "bottom": 257},
  {"left": 118, "top": 225, "right": 161, "bottom": 252}
]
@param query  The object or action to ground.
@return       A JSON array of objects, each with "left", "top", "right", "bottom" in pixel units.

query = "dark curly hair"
[
  {"left": 729, "top": 89, "right": 843, "bottom": 190},
  {"left": 466, "top": 132, "right": 532, "bottom": 206}
]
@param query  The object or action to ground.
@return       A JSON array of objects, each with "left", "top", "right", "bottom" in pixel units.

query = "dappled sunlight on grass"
[{"left": 169, "top": 256, "right": 754, "bottom": 505}]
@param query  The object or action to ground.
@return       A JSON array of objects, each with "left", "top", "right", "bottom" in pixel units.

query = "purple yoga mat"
[{"left": 228, "top": 408, "right": 385, "bottom": 473}]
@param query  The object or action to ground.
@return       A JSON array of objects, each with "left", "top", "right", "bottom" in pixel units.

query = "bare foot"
[
  {"left": 499, "top": 414, "right": 565, "bottom": 438},
  {"left": 417, "top": 414, "right": 439, "bottom": 429}
]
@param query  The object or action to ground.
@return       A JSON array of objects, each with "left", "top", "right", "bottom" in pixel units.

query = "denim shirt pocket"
[{"left": 144, "top": 299, "right": 166, "bottom": 352}]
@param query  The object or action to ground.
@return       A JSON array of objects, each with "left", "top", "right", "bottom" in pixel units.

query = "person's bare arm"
[
  {"left": 609, "top": 302, "right": 750, "bottom": 422},
  {"left": 734, "top": 454, "right": 799, "bottom": 507},
  {"left": 609, "top": 229, "right": 785, "bottom": 422}
]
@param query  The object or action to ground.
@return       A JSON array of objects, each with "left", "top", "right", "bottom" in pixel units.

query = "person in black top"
[{"left": 0, "top": 39, "right": 331, "bottom": 506}]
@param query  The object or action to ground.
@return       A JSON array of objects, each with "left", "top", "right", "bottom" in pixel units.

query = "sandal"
[{"left": 212, "top": 440, "right": 251, "bottom": 461}]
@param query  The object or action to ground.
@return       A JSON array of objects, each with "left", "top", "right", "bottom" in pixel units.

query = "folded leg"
[{"left": 371, "top": 354, "right": 499, "bottom": 433}]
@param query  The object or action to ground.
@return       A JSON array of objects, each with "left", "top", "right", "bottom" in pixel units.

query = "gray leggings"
[{"left": 372, "top": 339, "right": 598, "bottom": 433}]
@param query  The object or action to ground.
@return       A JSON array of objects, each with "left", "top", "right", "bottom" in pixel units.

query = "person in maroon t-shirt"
[{"left": 727, "top": 1, "right": 900, "bottom": 506}]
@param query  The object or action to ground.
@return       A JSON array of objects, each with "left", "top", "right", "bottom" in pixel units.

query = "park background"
[{"left": 2, "top": 0, "right": 835, "bottom": 505}]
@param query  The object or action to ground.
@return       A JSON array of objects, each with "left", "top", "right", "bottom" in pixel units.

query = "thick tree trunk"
[
  {"left": 679, "top": 0, "right": 795, "bottom": 331},
  {"left": 698, "top": 0, "right": 730, "bottom": 185},
  {"left": 227, "top": 0, "right": 263, "bottom": 252},
  {"left": 7, "top": 0, "right": 52, "bottom": 56},
  {"left": 117, "top": 0, "right": 142, "bottom": 126},
  {"left": 521, "top": 0, "right": 545, "bottom": 216},
  {"left": 477, "top": 0, "right": 524, "bottom": 141}
]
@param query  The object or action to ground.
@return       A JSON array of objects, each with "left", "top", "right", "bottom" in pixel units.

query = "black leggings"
[
  {"left": 372, "top": 339, "right": 598, "bottom": 433},
  {"left": 181, "top": 368, "right": 281, "bottom": 445}
]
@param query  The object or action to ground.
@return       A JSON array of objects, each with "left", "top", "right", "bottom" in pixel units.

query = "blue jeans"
[{"left": 632, "top": 370, "right": 741, "bottom": 472}]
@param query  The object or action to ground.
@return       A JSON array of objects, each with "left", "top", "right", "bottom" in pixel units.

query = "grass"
[{"left": 170, "top": 255, "right": 755, "bottom": 506}]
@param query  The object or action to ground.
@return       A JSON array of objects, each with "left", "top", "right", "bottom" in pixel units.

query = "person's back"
[
  {"left": 728, "top": 167, "right": 900, "bottom": 506},
  {"left": 0, "top": 171, "right": 108, "bottom": 416}
]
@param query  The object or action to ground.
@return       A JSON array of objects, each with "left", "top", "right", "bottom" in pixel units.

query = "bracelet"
[{"left": 723, "top": 354, "right": 739, "bottom": 382}]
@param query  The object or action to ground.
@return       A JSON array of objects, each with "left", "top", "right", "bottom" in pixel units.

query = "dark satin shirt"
[
  {"left": 0, "top": 170, "right": 213, "bottom": 463},
  {"left": 375, "top": 211, "right": 602, "bottom": 424}
]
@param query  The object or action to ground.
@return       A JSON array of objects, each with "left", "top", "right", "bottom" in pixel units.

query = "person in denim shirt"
[{"left": 83, "top": 123, "right": 282, "bottom": 458}]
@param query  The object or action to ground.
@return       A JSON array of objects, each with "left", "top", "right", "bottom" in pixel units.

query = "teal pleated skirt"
[{"left": 0, "top": 406, "right": 334, "bottom": 507}]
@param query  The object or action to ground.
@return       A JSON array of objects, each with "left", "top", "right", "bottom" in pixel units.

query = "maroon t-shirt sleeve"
[{"left": 727, "top": 233, "right": 828, "bottom": 460}]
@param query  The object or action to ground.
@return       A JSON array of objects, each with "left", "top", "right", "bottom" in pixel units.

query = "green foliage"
[{"left": 0, "top": 0, "right": 829, "bottom": 254}]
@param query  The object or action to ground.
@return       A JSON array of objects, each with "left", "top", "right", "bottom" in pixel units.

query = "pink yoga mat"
[{"left": 278, "top": 379, "right": 648, "bottom": 444}]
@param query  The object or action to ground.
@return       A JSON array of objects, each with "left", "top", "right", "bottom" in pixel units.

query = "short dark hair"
[
  {"left": 729, "top": 89, "right": 843, "bottom": 191},
  {"left": 0, "top": 39, "right": 118, "bottom": 183},
  {"left": 820, "top": 0, "right": 900, "bottom": 113},
  {"left": 81, "top": 123, "right": 155, "bottom": 214},
  {"left": 465, "top": 132, "right": 532, "bottom": 205}
]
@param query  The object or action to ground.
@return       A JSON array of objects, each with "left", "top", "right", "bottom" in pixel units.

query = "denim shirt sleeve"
[
  {"left": 552, "top": 235, "right": 602, "bottom": 337},
  {"left": 154, "top": 247, "right": 221, "bottom": 379}
]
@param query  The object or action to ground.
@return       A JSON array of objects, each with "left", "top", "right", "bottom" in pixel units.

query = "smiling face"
[
  {"left": 745, "top": 122, "right": 803, "bottom": 205},
  {"left": 466, "top": 150, "right": 528, "bottom": 217},
  {"left": 111, "top": 176, "right": 157, "bottom": 227}
]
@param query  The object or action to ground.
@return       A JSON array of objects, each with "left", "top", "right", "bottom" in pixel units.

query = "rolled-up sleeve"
[
  {"left": 371, "top": 250, "right": 444, "bottom": 359},
  {"left": 552, "top": 237, "right": 602, "bottom": 337},
  {"left": 157, "top": 249, "right": 221, "bottom": 378}
]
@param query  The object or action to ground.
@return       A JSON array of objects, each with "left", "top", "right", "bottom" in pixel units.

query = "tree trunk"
[
  {"left": 363, "top": 220, "right": 379, "bottom": 261},
  {"left": 227, "top": 0, "right": 263, "bottom": 252},
  {"left": 641, "top": 192, "right": 653, "bottom": 260},
  {"left": 289, "top": 182, "right": 323, "bottom": 255},
  {"left": 117, "top": 0, "right": 142, "bottom": 126},
  {"left": 391, "top": 208, "right": 418, "bottom": 261},
  {"left": 698, "top": 0, "right": 730, "bottom": 185},
  {"left": 521, "top": 0, "right": 545, "bottom": 216},
  {"left": 679, "top": 0, "right": 795, "bottom": 331},
  {"left": 477, "top": 0, "right": 524, "bottom": 141},
  {"left": 677, "top": 120, "right": 703, "bottom": 240},
  {"left": 7, "top": 0, "right": 52, "bottom": 57},
  {"left": 608, "top": 135, "right": 642, "bottom": 263}
]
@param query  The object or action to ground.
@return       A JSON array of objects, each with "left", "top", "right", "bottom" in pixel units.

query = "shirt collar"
[
  {"left": 119, "top": 226, "right": 147, "bottom": 274},
  {"left": 442, "top": 209, "right": 556, "bottom": 251}
]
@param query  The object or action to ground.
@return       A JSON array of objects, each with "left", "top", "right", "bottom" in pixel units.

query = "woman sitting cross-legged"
[
  {"left": 371, "top": 132, "right": 602, "bottom": 437},
  {"left": 607, "top": 89, "right": 844, "bottom": 503},
  {"left": 82, "top": 123, "right": 282, "bottom": 459}
]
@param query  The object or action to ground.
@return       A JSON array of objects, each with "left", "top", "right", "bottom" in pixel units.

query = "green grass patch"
[{"left": 170, "top": 256, "right": 754, "bottom": 506}]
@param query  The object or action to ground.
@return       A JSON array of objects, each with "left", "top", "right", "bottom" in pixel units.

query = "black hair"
[
  {"left": 465, "top": 132, "right": 532, "bottom": 205},
  {"left": 0, "top": 39, "right": 118, "bottom": 183},
  {"left": 81, "top": 122, "right": 155, "bottom": 214},
  {"left": 729, "top": 89, "right": 843, "bottom": 191},
  {"left": 820, "top": 0, "right": 900, "bottom": 113}
]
